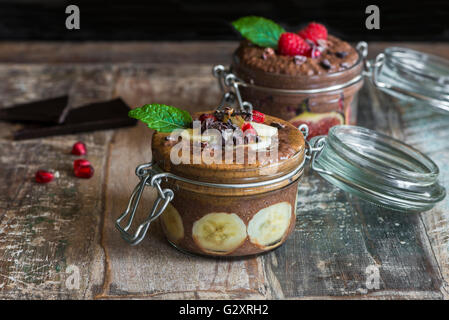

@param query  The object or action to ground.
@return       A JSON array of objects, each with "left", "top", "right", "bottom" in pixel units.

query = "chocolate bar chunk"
[
  {"left": 12, "top": 98, "right": 137, "bottom": 140},
  {"left": 0, "top": 96, "right": 68, "bottom": 124}
]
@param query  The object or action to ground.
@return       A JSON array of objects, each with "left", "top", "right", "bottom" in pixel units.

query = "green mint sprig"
[
  {"left": 128, "top": 104, "right": 192, "bottom": 133},
  {"left": 232, "top": 16, "right": 285, "bottom": 49}
]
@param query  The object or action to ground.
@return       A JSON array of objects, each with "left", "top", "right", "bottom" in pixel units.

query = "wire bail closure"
[{"left": 115, "top": 163, "right": 174, "bottom": 245}]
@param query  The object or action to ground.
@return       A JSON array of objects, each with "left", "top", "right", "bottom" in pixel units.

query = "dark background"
[{"left": 0, "top": 0, "right": 448, "bottom": 41}]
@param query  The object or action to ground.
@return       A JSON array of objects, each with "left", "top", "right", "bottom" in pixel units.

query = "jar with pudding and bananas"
[
  {"left": 152, "top": 111, "right": 304, "bottom": 256},
  {"left": 116, "top": 106, "right": 305, "bottom": 257}
]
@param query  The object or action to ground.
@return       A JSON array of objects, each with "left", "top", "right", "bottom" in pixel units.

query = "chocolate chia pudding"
[
  {"left": 236, "top": 35, "right": 358, "bottom": 76},
  {"left": 151, "top": 110, "right": 305, "bottom": 256},
  {"left": 228, "top": 18, "right": 365, "bottom": 138}
]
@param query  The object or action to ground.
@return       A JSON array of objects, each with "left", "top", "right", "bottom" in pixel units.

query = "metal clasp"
[
  {"left": 309, "top": 137, "right": 332, "bottom": 175},
  {"left": 357, "top": 41, "right": 390, "bottom": 90},
  {"left": 356, "top": 41, "right": 370, "bottom": 77},
  {"left": 115, "top": 163, "right": 174, "bottom": 245},
  {"left": 213, "top": 65, "right": 253, "bottom": 119}
]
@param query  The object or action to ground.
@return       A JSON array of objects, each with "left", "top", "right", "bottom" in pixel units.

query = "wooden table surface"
[{"left": 0, "top": 41, "right": 448, "bottom": 300}]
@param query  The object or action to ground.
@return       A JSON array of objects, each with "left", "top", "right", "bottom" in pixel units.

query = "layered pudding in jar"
[
  {"left": 145, "top": 106, "right": 305, "bottom": 257},
  {"left": 230, "top": 17, "right": 364, "bottom": 138}
]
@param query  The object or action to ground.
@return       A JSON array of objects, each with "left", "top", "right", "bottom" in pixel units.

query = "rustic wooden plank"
[
  {"left": 264, "top": 170, "right": 443, "bottom": 298},
  {"left": 0, "top": 42, "right": 236, "bottom": 65},
  {"left": 0, "top": 42, "right": 447, "bottom": 64},
  {"left": 0, "top": 64, "right": 119, "bottom": 299},
  {"left": 400, "top": 104, "right": 449, "bottom": 299},
  {"left": 365, "top": 45, "right": 449, "bottom": 299}
]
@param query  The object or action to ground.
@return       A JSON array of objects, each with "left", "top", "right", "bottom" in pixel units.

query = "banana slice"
[
  {"left": 247, "top": 202, "right": 292, "bottom": 249},
  {"left": 161, "top": 204, "right": 184, "bottom": 242},
  {"left": 192, "top": 213, "right": 247, "bottom": 254},
  {"left": 250, "top": 122, "right": 278, "bottom": 137},
  {"left": 180, "top": 129, "right": 213, "bottom": 142}
]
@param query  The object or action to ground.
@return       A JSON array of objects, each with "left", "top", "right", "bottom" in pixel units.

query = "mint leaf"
[
  {"left": 232, "top": 16, "right": 285, "bottom": 48},
  {"left": 128, "top": 104, "right": 192, "bottom": 133}
]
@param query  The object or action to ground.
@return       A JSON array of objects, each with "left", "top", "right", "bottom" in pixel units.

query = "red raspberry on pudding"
[
  {"left": 277, "top": 32, "right": 311, "bottom": 56},
  {"left": 298, "top": 22, "right": 328, "bottom": 44}
]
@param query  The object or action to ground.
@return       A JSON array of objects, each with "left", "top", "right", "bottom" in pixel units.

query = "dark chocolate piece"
[
  {"left": 0, "top": 96, "right": 68, "bottom": 124},
  {"left": 13, "top": 98, "right": 137, "bottom": 140}
]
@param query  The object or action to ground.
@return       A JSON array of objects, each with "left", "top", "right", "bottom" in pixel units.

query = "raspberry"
[
  {"left": 277, "top": 32, "right": 310, "bottom": 56},
  {"left": 252, "top": 110, "right": 265, "bottom": 123},
  {"left": 35, "top": 170, "right": 54, "bottom": 184},
  {"left": 298, "top": 22, "right": 328, "bottom": 44},
  {"left": 71, "top": 141, "right": 87, "bottom": 156}
]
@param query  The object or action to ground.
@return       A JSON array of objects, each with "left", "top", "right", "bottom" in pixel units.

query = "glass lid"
[
  {"left": 372, "top": 47, "right": 449, "bottom": 114},
  {"left": 310, "top": 125, "right": 446, "bottom": 213}
]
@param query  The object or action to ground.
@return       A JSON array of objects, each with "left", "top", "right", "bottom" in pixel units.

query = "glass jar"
[
  {"left": 370, "top": 47, "right": 449, "bottom": 113},
  {"left": 116, "top": 114, "right": 306, "bottom": 257},
  {"left": 216, "top": 42, "right": 367, "bottom": 139}
]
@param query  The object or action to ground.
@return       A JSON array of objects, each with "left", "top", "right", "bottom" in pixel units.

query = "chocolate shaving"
[
  {"left": 262, "top": 47, "right": 275, "bottom": 60},
  {"left": 316, "top": 39, "right": 328, "bottom": 49},
  {"left": 336, "top": 51, "right": 348, "bottom": 58},
  {"left": 164, "top": 135, "right": 176, "bottom": 141},
  {"left": 294, "top": 55, "right": 307, "bottom": 65},
  {"left": 311, "top": 46, "right": 321, "bottom": 59},
  {"left": 270, "top": 122, "right": 285, "bottom": 129},
  {"left": 320, "top": 59, "right": 332, "bottom": 70}
]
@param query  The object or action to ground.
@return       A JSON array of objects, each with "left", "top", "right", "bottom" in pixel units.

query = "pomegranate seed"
[
  {"left": 74, "top": 164, "right": 94, "bottom": 179},
  {"left": 35, "top": 170, "right": 54, "bottom": 184},
  {"left": 71, "top": 141, "right": 87, "bottom": 156},
  {"left": 74, "top": 159, "right": 91, "bottom": 170},
  {"left": 199, "top": 114, "right": 217, "bottom": 122},
  {"left": 242, "top": 122, "right": 254, "bottom": 132},
  {"left": 252, "top": 110, "right": 265, "bottom": 123}
]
